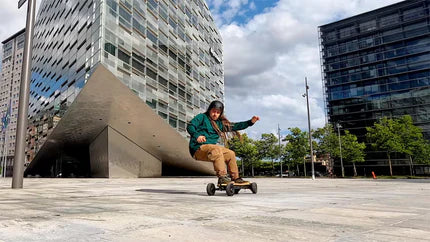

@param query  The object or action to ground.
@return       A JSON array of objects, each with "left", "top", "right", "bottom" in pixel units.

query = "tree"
[
  {"left": 255, "top": 133, "right": 278, "bottom": 175},
  {"left": 280, "top": 144, "right": 293, "bottom": 175},
  {"left": 229, "top": 134, "right": 259, "bottom": 177},
  {"left": 412, "top": 141, "right": 430, "bottom": 165},
  {"left": 313, "top": 124, "right": 339, "bottom": 171},
  {"left": 397, "top": 115, "right": 430, "bottom": 175},
  {"left": 284, "top": 127, "right": 309, "bottom": 176},
  {"left": 341, "top": 130, "right": 366, "bottom": 176},
  {"left": 366, "top": 117, "right": 404, "bottom": 176}
]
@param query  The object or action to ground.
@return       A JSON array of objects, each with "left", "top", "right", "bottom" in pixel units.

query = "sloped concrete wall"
[{"left": 90, "top": 126, "right": 162, "bottom": 178}]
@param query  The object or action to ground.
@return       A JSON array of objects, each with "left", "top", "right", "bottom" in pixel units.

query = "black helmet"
[{"left": 206, "top": 100, "right": 224, "bottom": 115}]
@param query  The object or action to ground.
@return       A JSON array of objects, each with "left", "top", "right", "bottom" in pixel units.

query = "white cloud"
[{"left": 220, "top": 0, "right": 403, "bottom": 139}]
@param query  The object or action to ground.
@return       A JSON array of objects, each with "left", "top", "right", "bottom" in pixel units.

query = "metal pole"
[
  {"left": 1, "top": 132, "right": 5, "bottom": 177},
  {"left": 305, "top": 77, "right": 315, "bottom": 180},
  {"left": 1, "top": 133, "right": 4, "bottom": 177},
  {"left": 12, "top": 0, "right": 36, "bottom": 189},
  {"left": 337, "top": 123, "right": 345, "bottom": 178},
  {"left": 3, "top": 132, "right": 8, "bottom": 177},
  {"left": 278, "top": 124, "right": 282, "bottom": 178}
]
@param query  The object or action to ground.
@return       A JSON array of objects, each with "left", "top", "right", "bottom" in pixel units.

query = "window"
[
  {"left": 118, "top": 49, "right": 130, "bottom": 64},
  {"left": 380, "top": 14, "right": 399, "bottom": 27},
  {"left": 403, "top": 7, "right": 425, "bottom": 22},
  {"left": 159, "top": 76, "right": 168, "bottom": 87},
  {"left": 169, "top": 116, "right": 177, "bottom": 128},
  {"left": 119, "top": 5, "right": 131, "bottom": 23},
  {"left": 339, "top": 25, "right": 356, "bottom": 38},
  {"left": 104, "top": 42, "right": 116, "bottom": 56},
  {"left": 146, "top": 67, "right": 157, "bottom": 80},
  {"left": 147, "top": 30, "right": 158, "bottom": 44},
  {"left": 359, "top": 20, "right": 376, "bottom": 32}
]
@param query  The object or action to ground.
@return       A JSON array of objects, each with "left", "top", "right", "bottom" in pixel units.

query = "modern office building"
[
  {"left": 319, "top": 0, "right": 430, "bottom": 175},
  {"left": 24, "top": 0, "right": 223, "bottom": 177},
  {"left": 0, "top": 29, "right": 25, "bottom": 177}
]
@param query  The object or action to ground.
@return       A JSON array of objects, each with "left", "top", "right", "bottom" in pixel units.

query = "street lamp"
[
  {"left": 303, "top": 77, "right": 315, "bottom": 180},
  {"left": 336, "top": 122, "right": 345, "bottom": 178},
  {"left": 278, "top": 124, "right": 282, "bottom": 178},
  {"left": 12, "top": 0, "right": 36, "bottom": 189}
]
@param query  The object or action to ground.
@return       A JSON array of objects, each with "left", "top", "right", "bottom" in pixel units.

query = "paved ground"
[{"left": 0, "top": 178, "right": 429, "bottom": 242}]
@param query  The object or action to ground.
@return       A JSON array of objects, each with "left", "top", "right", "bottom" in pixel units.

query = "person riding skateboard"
[{"left": 187, "top": 100, "right": 260, "bottom": 184}]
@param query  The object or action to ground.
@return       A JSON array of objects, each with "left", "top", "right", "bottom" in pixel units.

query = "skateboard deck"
[{"left": 218, "top": 181, "right": 251, "bottom": 186}]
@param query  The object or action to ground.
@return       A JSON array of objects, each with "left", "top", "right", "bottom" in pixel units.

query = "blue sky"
[{"left": 207, "top": 0, "right": 277, "bottom": 25}]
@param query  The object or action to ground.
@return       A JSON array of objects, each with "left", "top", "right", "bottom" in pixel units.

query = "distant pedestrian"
[{"left": 187, "top": 100, "right": 259, "bottom": 184}]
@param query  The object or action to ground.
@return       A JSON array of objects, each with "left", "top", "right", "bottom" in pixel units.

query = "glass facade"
[
  {"left": 319, "top": 0, "right": 430, "bottom": 168},
  {"left": 27, "top": 0, "right": 223, "bottom": 162}
]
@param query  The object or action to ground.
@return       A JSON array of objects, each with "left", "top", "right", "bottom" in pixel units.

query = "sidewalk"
[{"left": 0, "top": 178, "right": 429, "bottom": 241}]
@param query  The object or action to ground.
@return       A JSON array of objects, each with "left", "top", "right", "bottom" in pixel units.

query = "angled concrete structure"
[{"left": 25, "top": 65, "right": 214, "bottom": 177}]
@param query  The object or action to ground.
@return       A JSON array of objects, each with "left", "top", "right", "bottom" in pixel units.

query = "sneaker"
[
  {"left": 218, "top": 175, "right": 231, "bottom": 184},
  {"left": 234, "top": 177, "right": 248, "bottom": 184}
]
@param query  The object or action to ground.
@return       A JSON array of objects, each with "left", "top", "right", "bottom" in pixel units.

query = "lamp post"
[
  {"left": 12, "top": 0, "right": 36, "bottom": 189},
  {"left": 278, "top": 124, "right": 282, "bottom": 178},
  {"left": 304, "top": 77, "right": 315, "bottom": 180},
  {"left": 336, "top": 122, "right": 345, "bottom": 178}
]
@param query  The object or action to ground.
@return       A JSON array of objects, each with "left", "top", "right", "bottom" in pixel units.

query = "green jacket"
[{"left": 187, "top": 113, "right": 254, "bottom": 156}]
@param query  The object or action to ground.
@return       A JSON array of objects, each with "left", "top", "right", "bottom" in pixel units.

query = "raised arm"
[{"left": 232, "top": 116, "right": 260, "bottom": 131}]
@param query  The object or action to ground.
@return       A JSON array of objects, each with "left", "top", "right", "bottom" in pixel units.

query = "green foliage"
[
  {"left": 255, "top": 133, "right": 279, "bottom": 161},
  {"left": 397, "top": 115, "right": 430, "bottom": 164},
  {"left": 255, "top": 133, "right": 280, "bottom": 174},
  {"left": 229, "top": 134, "right": 259, "bottom": 171},
  {"left": 366, "top": 116, "right": 403, "bottom": 176},
  {"left": 366, "top": 115, "right": 430, "bottom": 174},
  {"left": 283, "top": 127, "right": 308, "bottom": 167},
  {"left": 413, "top": 141, "right": 430, "bottom": 164},
  {"left": 366, "top": 117, "right": 404, "bottom": 154},
  {"left": 313, "top": 124, "right": 339, "bottom": 159},
  {"left": 228, "top": 115, "right": 429, "bottom": 177},
  {"left": 341, "top": 130, "right": 366, "bottom": 164}
]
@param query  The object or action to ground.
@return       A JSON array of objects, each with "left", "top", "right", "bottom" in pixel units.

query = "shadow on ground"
[{"left": 136, "top": 188, "right": 204, "bottom": 196}]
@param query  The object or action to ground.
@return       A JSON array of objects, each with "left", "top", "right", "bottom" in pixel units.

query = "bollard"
[{"left": 371, "top": 171, "right": 377, "bottom": 179}]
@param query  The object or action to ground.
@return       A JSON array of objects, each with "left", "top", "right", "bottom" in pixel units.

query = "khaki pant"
[{"left": 194, "top": 144, "right": 239, "bottom": 180}]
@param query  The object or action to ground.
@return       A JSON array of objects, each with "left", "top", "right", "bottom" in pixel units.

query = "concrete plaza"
[{"left": 0, "top": 178, "right": 429, "bottom": 241}]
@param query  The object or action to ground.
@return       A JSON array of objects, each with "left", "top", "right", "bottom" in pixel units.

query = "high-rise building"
[
  {"left": 25, "top": 0, "right": 223, "bottom": 177},
  {"left": 319, "top": 0, "right": 430, "bottom": 175},
  {"left": 0, "top": 29, "right": 25, "bottom": 177}
]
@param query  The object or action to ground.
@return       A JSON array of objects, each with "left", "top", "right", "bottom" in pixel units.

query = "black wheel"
[
  {"left": 226, "top": 183, "right": 235, "bottom": 196},
  {"left": 206, "top": 183, "right": 216, "bottom": 196},
  {"left": 234, "top": 188, "right": 241, "bottom": 194},
  {"left": 250, "top": 182, "right": 258, "bottom": 194}
]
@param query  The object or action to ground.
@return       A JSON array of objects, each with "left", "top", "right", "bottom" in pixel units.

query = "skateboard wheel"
[
  {"left": 250, "top": 182, "right": 257, "bottom": 194},
  {"left": 226, "top": 183, "right": 235, "bottom": 196},
  {"left": 206, "top": 183, "right": 216, "bottom": 196}
]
